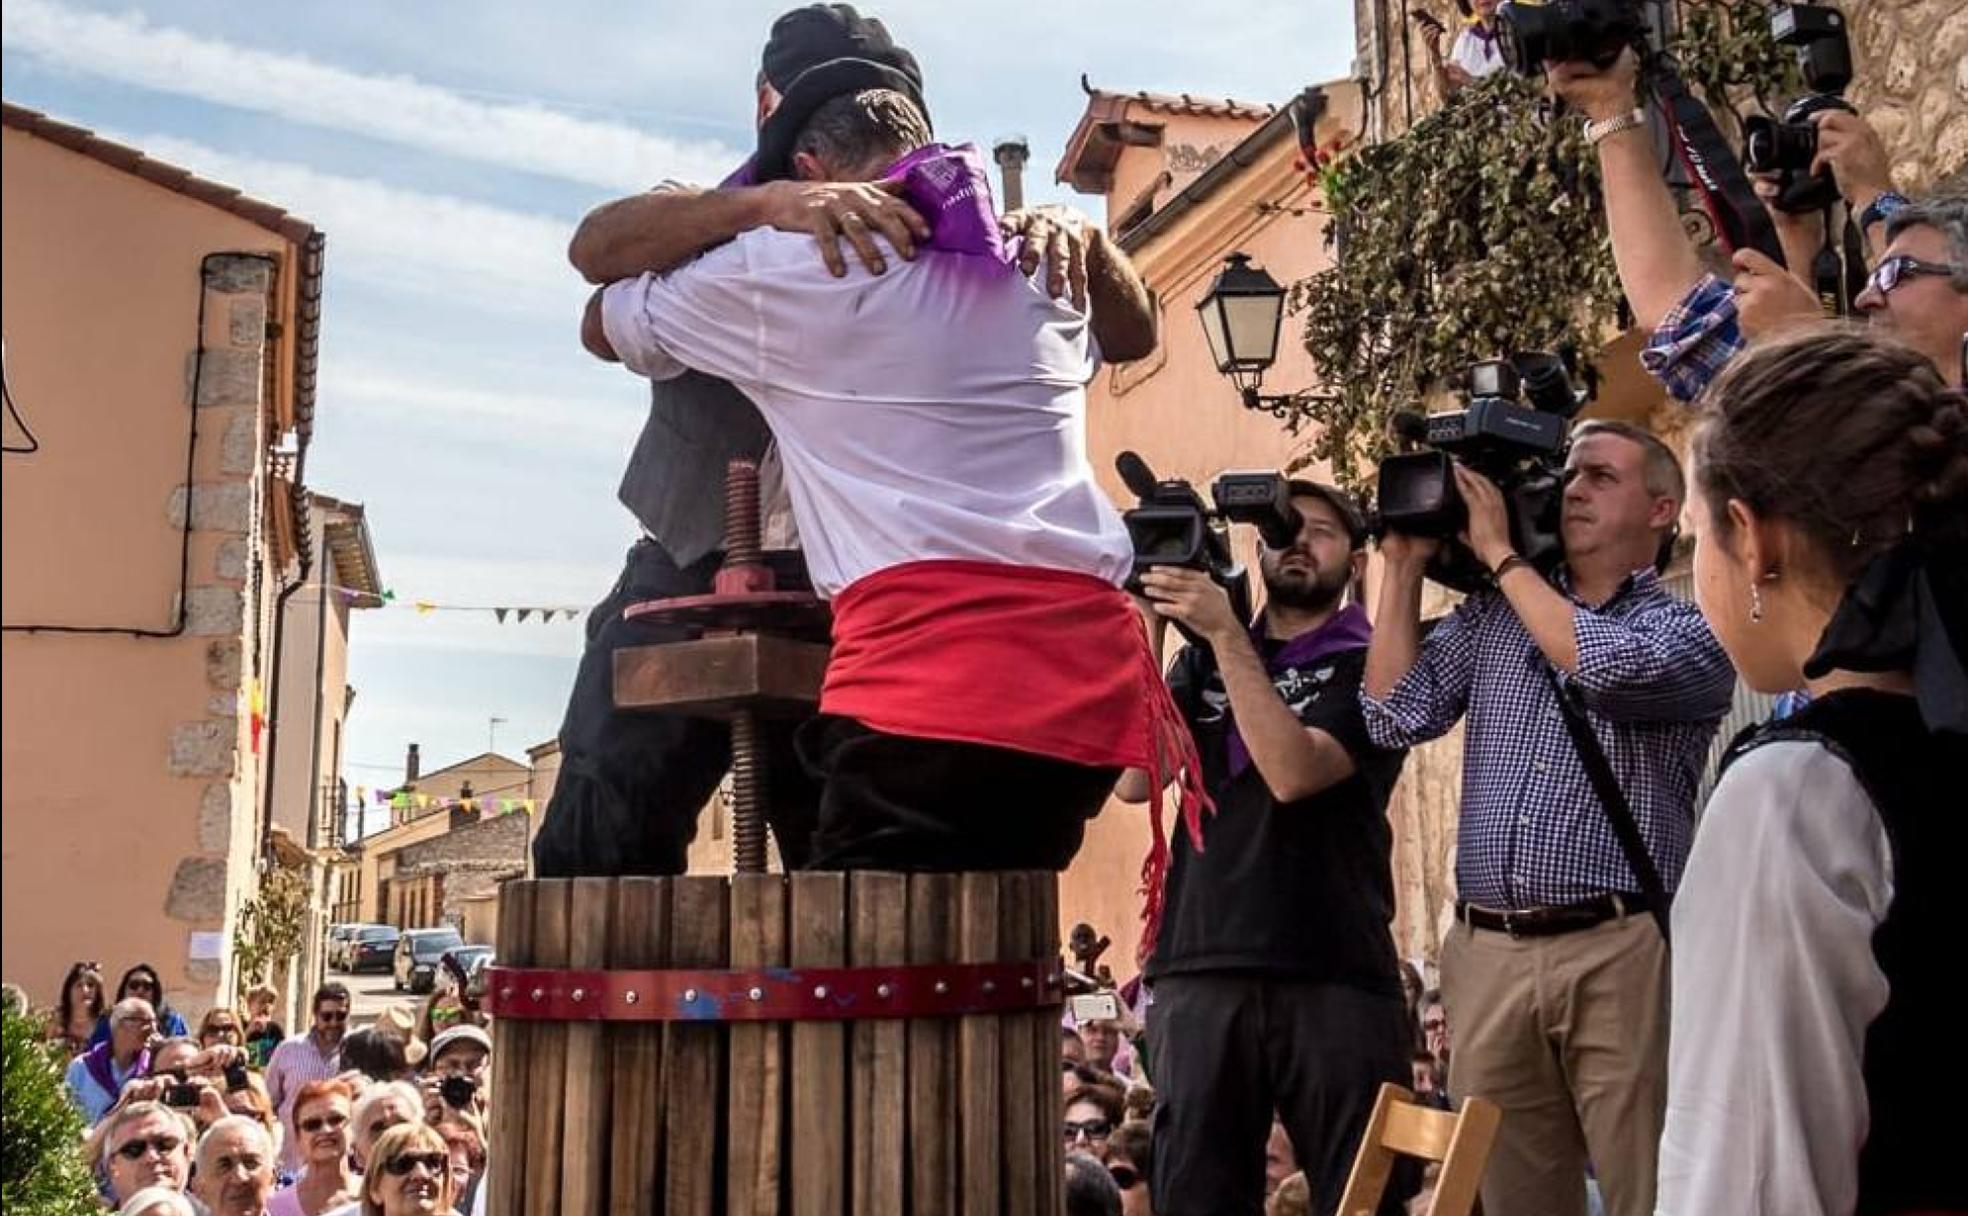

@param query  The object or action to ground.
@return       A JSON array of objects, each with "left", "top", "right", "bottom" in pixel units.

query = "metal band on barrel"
[{"left": 484, "top": 959, "right": 1064, "bottom": 1022}]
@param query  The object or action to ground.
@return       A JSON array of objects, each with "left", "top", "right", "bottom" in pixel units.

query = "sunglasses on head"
[
  {"left": 385, "top": 1151, "right": 449, "bottom": 1177},
  {"left": 115, "top": 1134, "right": 184, "bottom": 1160},
  {"left": 300, "top": 1112, "right": 349, "bottom": 1134},
  {"left": 1108, "top": 1164, "right": 1140, "bottom": 1190}
]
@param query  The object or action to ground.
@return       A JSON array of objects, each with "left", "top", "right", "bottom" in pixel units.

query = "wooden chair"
[{"left": 1335, "top": 1083, "right": 1502, "bottom": 1216}]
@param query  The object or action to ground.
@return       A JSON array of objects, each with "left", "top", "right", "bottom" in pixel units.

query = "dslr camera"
[
  {"left": 1375, "top": 353, "right": 1587, "bottom": 592},
  {"left": 1496, "top": 0, "right": 1647, "bottom": 74},
  {"left": 1743, "top": 3, "right": 1856, "bottom": 213},
  {"left": 1115, "top": 452, "right": 1302, "bottom": 640}
]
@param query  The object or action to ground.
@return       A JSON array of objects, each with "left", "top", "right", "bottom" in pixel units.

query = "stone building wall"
[{"left": 393, "top": 811, "right": 529, "bottom": 926}]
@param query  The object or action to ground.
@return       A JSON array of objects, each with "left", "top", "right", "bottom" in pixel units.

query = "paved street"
[{"left": 329, "top": 965, "right": 416, "bottom": 1029}]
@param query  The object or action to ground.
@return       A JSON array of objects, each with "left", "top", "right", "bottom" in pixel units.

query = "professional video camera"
[
  {"left": 1743, "top": 3, "right": 1856, "bottom": 214},
  {"left": 1375, "top": 352, "right": 1588, "bottom": 592},
  {"left": 1115, "top": 451, "right": 1301, "bottom": 641}
]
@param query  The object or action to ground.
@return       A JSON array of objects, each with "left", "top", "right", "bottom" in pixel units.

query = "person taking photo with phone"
[{"left": 1114, "top": 482, "right": 1413, "bottom": 1216}]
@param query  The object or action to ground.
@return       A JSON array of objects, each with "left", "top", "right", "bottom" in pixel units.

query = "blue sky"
[{"left": 3, "top": 0, "right": 1356, "bottom": 835}]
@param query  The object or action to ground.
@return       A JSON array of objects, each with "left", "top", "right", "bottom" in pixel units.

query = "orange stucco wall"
[{"left": 2, "top": 128, "right": 296, "bottom": 1017}]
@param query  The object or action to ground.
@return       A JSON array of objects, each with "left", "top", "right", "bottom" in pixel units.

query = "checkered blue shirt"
[
  {"left": 1641, "top": 274, "right": 1745, "bottom": 404},
  {"left": 1360, "top": 568, "right": 1736, "bottom": 910}
]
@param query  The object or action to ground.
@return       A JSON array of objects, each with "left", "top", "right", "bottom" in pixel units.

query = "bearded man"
[{"left": 1115, "top": 481, "right": 1416, "bottom": 1216}]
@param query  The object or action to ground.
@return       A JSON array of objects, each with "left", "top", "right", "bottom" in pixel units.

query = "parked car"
[
  {"left": 346, "top": 925, "right": 401, "bottom": 974},
  {"left": 394, "top": 927, "right": 466, "bottom": 994},
  {"left": 439, "top": 945, "right": 495, "bottom": 992},
  {"left": 326, "top": 923, "right": 361, "bottom": 970}
]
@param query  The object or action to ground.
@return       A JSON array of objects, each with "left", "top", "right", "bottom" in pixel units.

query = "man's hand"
[
  {"left": 757, "top": 179, "right": 932, "bottom": 278},
  {"left": 1547, "top": 47, "right": 1642, "bottom": 122},
  {"left": 1376, "top": 529, "right": 1441, "bottom": 571},
  {"left": 1752, "top": 173, "right": 1825, "bottom": 277},
  {"left": 1453, "top": 463, "right": 1513, "bottom": 570},
  {"left": 1811, "top": 110, "right": 1894, "bottom": 214},
  {"left": 1002, "top": 206, "right": 1094, "bottom": 308},
  {"left": 1731, "top": 248, "right": 1821, "bottom": 337},
  {"left": 193, "top": 1081, "right": 228, "bottom": 1129},
  {"left": 1139, "top": 567, "right": 1242, "bottom": 644},
  {"left": 120, "top": 1076, "right": 168, "bottom": 1106}
]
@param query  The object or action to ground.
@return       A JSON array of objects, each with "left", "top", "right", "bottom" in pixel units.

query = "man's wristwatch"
[
  {"left": 1583, "top": 107, "right": 1647, "bottom": 146},
  {"left": 1857, "top": 191, "right": 1910, "bottom": 233},
  {"left": 1492, "top": 553, "right": 1532, "bottom": 582}
]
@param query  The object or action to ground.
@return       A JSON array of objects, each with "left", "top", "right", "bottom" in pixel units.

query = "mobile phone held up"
[{"left": 1067, "top": 991, "right": 1121, "bottom": 1025}]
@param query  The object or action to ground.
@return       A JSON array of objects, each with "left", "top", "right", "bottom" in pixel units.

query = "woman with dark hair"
[
  {"left": 1662, "top": 327, "right": 1967, "bottom": 1214},
  {"left": 50, "top": 961, "right": 105, "bottom": 1056},
  {"left": 91, "top": 965, "right": 188, "bottom": 1045}
]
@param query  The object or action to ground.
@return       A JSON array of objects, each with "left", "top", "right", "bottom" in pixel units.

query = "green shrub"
[{"left": 1, "top": 1007, "right": 99, "bottom": 1216}]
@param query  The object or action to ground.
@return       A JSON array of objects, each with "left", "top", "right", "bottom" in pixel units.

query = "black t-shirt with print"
[{"left": 1146, "top": 640, "right": 1407, "bottom": 995}]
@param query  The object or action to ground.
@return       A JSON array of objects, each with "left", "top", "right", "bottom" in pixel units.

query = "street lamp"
[{"left": 1197, "top": 252, "right": 1287, "bottom": 414}]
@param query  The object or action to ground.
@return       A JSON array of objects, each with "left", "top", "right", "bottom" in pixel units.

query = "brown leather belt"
[{"left": 1457, "top": 893, "right": 1650, "bottom": 938}]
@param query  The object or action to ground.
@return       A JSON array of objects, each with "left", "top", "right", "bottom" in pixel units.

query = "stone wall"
[
  {"left": 393, "top": 812, "right": 529, "bottom": 924},
  {"left": 1847, "top": 0, "right": 1968, "bottom": 193}
]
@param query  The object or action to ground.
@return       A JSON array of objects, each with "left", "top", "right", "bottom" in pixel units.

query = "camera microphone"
[{"left": 1115, "top": 450, "right": 1161, "bottom": 502}]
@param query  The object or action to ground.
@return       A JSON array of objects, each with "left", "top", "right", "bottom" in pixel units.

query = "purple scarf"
[
  {"left": 722, "top": 143, "right": 1010, "bottom": 263},
  {"left": 82, "top": 1040, "right": 148, "bottom": 1098},
  {"left": 1224, "top": 603, "right": 1375, "bottom": 781}
]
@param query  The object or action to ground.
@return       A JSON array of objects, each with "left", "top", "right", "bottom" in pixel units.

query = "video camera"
[
  {"left": 1744, "top": 4, "right": 1856, "bottom": 214},
  {"left": 1375, "top": 352, "right": 1587, "bottom": 592},
  {"left": 1115, "top": 451, "right": 1302, "bottom": 641}
]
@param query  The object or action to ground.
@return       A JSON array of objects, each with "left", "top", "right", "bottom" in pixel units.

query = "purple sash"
[
  {"left": 81, "top": 1040, "right": 148, "bottom": 1098},
  {"left": 721, "top": 143, "right": 1010, "bottom": 264}
]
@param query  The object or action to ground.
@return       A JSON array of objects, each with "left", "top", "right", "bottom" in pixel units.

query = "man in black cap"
[{"left": 536, "top": 5, "right": 1158, "bottom": 878}]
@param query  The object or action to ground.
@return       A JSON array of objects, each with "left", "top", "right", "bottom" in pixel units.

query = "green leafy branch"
[{"left": 232, "top": 863, "right": 311, "bottom": 993}]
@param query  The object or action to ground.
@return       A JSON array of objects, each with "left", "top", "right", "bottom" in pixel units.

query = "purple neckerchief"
[
  {"left": 721, "top": 144, "right": 1009, "bottom": 263},
  {"left": 82, "top": 1040, "right": 148, "bottom": 1098},
  {"left": 1224, "top": 603, "right": 1375, "bottom": 782}
]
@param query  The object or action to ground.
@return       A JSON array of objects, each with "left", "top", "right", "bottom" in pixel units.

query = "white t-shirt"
[
  {"left": 1450, "top": 25, "right": 1504, "bottom": 80},
  {"left": 1657, "top": 741, "right": 1893, "bottom": 1215},
  {"left": 600, "top": 231, "right": 1132, "bottom": 599}
]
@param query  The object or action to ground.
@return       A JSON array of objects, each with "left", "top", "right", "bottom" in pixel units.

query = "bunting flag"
[
  {"left": 366, "top": 787, "right": 537, "bottom": 818},
  {"left": 282, "top": 580, "right": 584, "bottom": 621},
  {"left": 248, "top": 680, "right": 267, "bottom": 755}
]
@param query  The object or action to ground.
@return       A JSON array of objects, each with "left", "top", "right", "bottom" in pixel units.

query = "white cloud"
[
  {"left": 326, "top": 362, "right": 639, "bottom": 459},
  {"left": 2, "top": 0, "right": 741, "bottom": 190},
  {"left": 106, "top": 131, "right": 580, "bottom": 314}
]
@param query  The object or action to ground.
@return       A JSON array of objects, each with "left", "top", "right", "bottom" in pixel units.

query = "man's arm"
[
  {"left": 1004, "top": 207, "right": 1158, "bottom": 363},
  {"left": 1360, "top": 535, "right": 1481, "bottom": 749},
  {"left": 1550, "top": 51, "right": 1706, "bottom": 331},
  {"left": 1140, "top": 568, "right": 1357, "bottom": 804},
  {"left": 568, "top": 181, "right": 931, "bottom": 285},
  {"left": 590, "top": 237, "right": 765, "bottom": 387}
]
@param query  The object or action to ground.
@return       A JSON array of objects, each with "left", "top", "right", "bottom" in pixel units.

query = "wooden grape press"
[{"left": 485, "top": 461, "right": 1068, "bottom": 1216}]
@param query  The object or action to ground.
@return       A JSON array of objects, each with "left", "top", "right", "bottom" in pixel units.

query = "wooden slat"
[
  {"left": 957, "top": 873, "right": 1002, "bottom": 1216},
  {"left": 1334, "top": 1083, "right": 1403, "bottom": 1216},
  {"left": 848, "top": 873, "right": 907, "bottom": 1216},
  {"left": 728, "top": 874, "right": 788, "bottom": 1216},
  {"left": 1379, "top": 1101, "right": 1456, "bottom": 1162},
  {"left": 790, "top": 873, "right": 847, "bottom": 1216},
  {"left": 1031, "top": 874, "right": 1064, "bottom": 1216},
  {"left": 522, "top": 880, "right": 573, "bottom": 1216},
  {"left": 1429, "top": 1097, "right": 1503, "bottom": 1216},
  {"left": 665, "top": 876, "right": 730, "bottom": 1216},
  {"left": 995, "top": 872, "right": 1039, "bottom": 1216},
  {"left": 610, "top": 878, "right": 669, "bottom": 1216},
  {"left": 907, "top": 874, "right": 958, "bottom": 1215},
  {"left": 489, "top": 880, "right": 535, "bottom": 1216},
  {"left": 561, "top": 878, "right": 614, "bottom": 1216}
]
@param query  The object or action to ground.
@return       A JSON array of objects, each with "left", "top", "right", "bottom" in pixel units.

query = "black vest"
[{"left": 1719, "top": 690, "right": 1962, "bottom": 1215}]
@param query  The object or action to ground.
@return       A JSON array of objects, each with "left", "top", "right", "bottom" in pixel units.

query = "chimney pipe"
[
  {"left": 992, "top": 135, "right": 1031, "bottom": 214},
  {"left": 405, "top": 742, "right": 421, "bottom": 785}
]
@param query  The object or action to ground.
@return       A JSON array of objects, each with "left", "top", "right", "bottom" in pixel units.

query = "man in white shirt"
[{"left": 584, "top": 79, "right": 1199, "bottom": 873}]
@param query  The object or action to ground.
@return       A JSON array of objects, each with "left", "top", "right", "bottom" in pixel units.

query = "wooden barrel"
[{"left": 486, "top": 871, "right": 1065, "bottom": 1216}]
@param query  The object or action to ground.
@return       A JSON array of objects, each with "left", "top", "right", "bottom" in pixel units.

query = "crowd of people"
[{"left": 37, "top": 972, "right": 490, "bottom": 1216}]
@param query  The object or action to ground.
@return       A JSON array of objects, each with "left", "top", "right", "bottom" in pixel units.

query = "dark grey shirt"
[{"left": 619, "top": 369, "right": 772, "bottom": 565}]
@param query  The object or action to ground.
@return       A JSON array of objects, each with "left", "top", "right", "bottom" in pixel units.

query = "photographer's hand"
[
  {"left": 1546, "top": 47, "right": 1640, "bottom": 122},
  {"left": 1139, "top": 567, "right": 1242, "bottom": 645},
  {"left": 1810, "top": 110, "right": 1896, "bottom": 254},
  {"left": 1752, "top": 174, "right": 1826, "bottom": 281},
  {"left": 1452, "top": 465, "right": 1583, "bottom": 672},
  {"left": 1452, "top": 464, "right": 1514, "bottom": 571},
  {"left": 1731, "top": 248, "right": 1822, "bottom": 337}
]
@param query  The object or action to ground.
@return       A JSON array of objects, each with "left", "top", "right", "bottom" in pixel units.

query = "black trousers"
[
  {"left": 531, "top": 540, "right": 820, "bottom": 877},
  {"left": 1148, "top": 973, "right": 1416, "bottom": 1216},
  {"left": 796, "top": 715, "right": 1119, "bottom": 871}
]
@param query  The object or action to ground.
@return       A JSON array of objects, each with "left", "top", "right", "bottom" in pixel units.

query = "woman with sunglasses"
[
  {"left": 267, "top": 1080, "right": 356, "bottom": 1216},
  {"left": 360, "top": 1122, "right": 456, "bottom": 1216},
  {"left": 414, "top": 991, "right": 475, "bottom": 1046},
  {"left": 51, "top": 961, "right": 106, "bottom": 1056},
  {"left": 93, "top": 964, "right": 189, "bottom": 1046},
  {"left": 1064, "top": 1076, "right": 1127, "bottom": 1164},
  {"left": 200, "top": 1006, "right": 247, "bottom": 1052}
]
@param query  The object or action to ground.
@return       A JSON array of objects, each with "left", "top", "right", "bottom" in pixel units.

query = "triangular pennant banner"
[
  {"left": 517, "top": 609, "right": 533, "bottom": 624},
  {"left": 494, "top": 608, "right": 509, "bottom": 624}
]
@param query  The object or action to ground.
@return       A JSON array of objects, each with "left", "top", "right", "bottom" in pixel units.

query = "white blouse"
[{"left": 1658, "top": 741, "right": 1894, "bottom": 1215}]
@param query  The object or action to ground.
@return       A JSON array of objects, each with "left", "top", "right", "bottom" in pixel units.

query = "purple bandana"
[
  {"left": 720, "top": 143, "right": 1009, "bottom": 263},
  {"left": 1224, "top": 603, "right": 1375, "bottom": 782}
]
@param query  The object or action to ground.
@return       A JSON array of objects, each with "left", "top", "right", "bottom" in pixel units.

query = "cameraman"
[
  {"left": 1361, "top": 424, "right": 1735, "bottom": 1216},
  {"left": 1117, "top": 483, "right": 1413, "bottom": 1216},
  {"left": 1549, "top": 49, "right": 1968, "bottom": 398}
]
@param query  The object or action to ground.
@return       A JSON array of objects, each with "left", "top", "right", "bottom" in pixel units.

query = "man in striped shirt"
[
  {"left": 1361, "top": 422, "right": 1734, "bottom": 1216},
  {"left": 263, "top": 983, "right": 349, "bottom": 1173}
]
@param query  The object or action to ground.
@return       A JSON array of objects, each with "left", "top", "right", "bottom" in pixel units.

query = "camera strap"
[
  {"left": 1543, "top": 666, "right": 1674, "bottom": 944},
  {"left": 1643, "top": 58, "right": 1787, "bottom": 267}
]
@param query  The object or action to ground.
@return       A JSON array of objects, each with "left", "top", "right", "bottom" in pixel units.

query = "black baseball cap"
[{"left": 1287, "top": 479, "right": 1369, "bottom": 548}]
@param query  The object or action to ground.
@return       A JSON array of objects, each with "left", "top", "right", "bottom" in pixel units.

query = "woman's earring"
[{"left": 1749, "top": 581, "right": 1764, "bottom": 623}]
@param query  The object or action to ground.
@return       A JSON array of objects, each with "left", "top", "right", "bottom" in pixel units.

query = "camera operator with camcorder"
[
  {"left": 1361, "top": 415, "right": 1735, "bottom": 1216},
  {"left": 1539, "top": 17, "right": 1968, "bottom": 398},
  {"left": 1112, "top": 470, "right": 1414, "bottom": 1216}
]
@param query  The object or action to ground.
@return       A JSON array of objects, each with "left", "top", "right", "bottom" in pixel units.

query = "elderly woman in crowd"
[
  {"left": 200, "top": 1005, "right": 247, "bottom": 1052},
  {"left": 268, "top": 1079, "right": 358, "bottom": 1216},
  {"left": 192, "top": 1115, "right": 279, "bottom": 1216},
  {"left": 360, "top": 1122, "right": 456, "bottom": 1216},
  {"left": 1064, "top": 1076, "right": 1127, "bottom": 1165},
  {"left": 50, "top": 961, "right": 105, "bottom": 1056},
  {"left": 98, "top": 1101, "right": 196, "bottom": 1208}
]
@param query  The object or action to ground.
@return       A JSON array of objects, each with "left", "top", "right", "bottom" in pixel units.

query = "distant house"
[{"left": 2, "top": 102, "right": 331, "bottom": 1021}]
